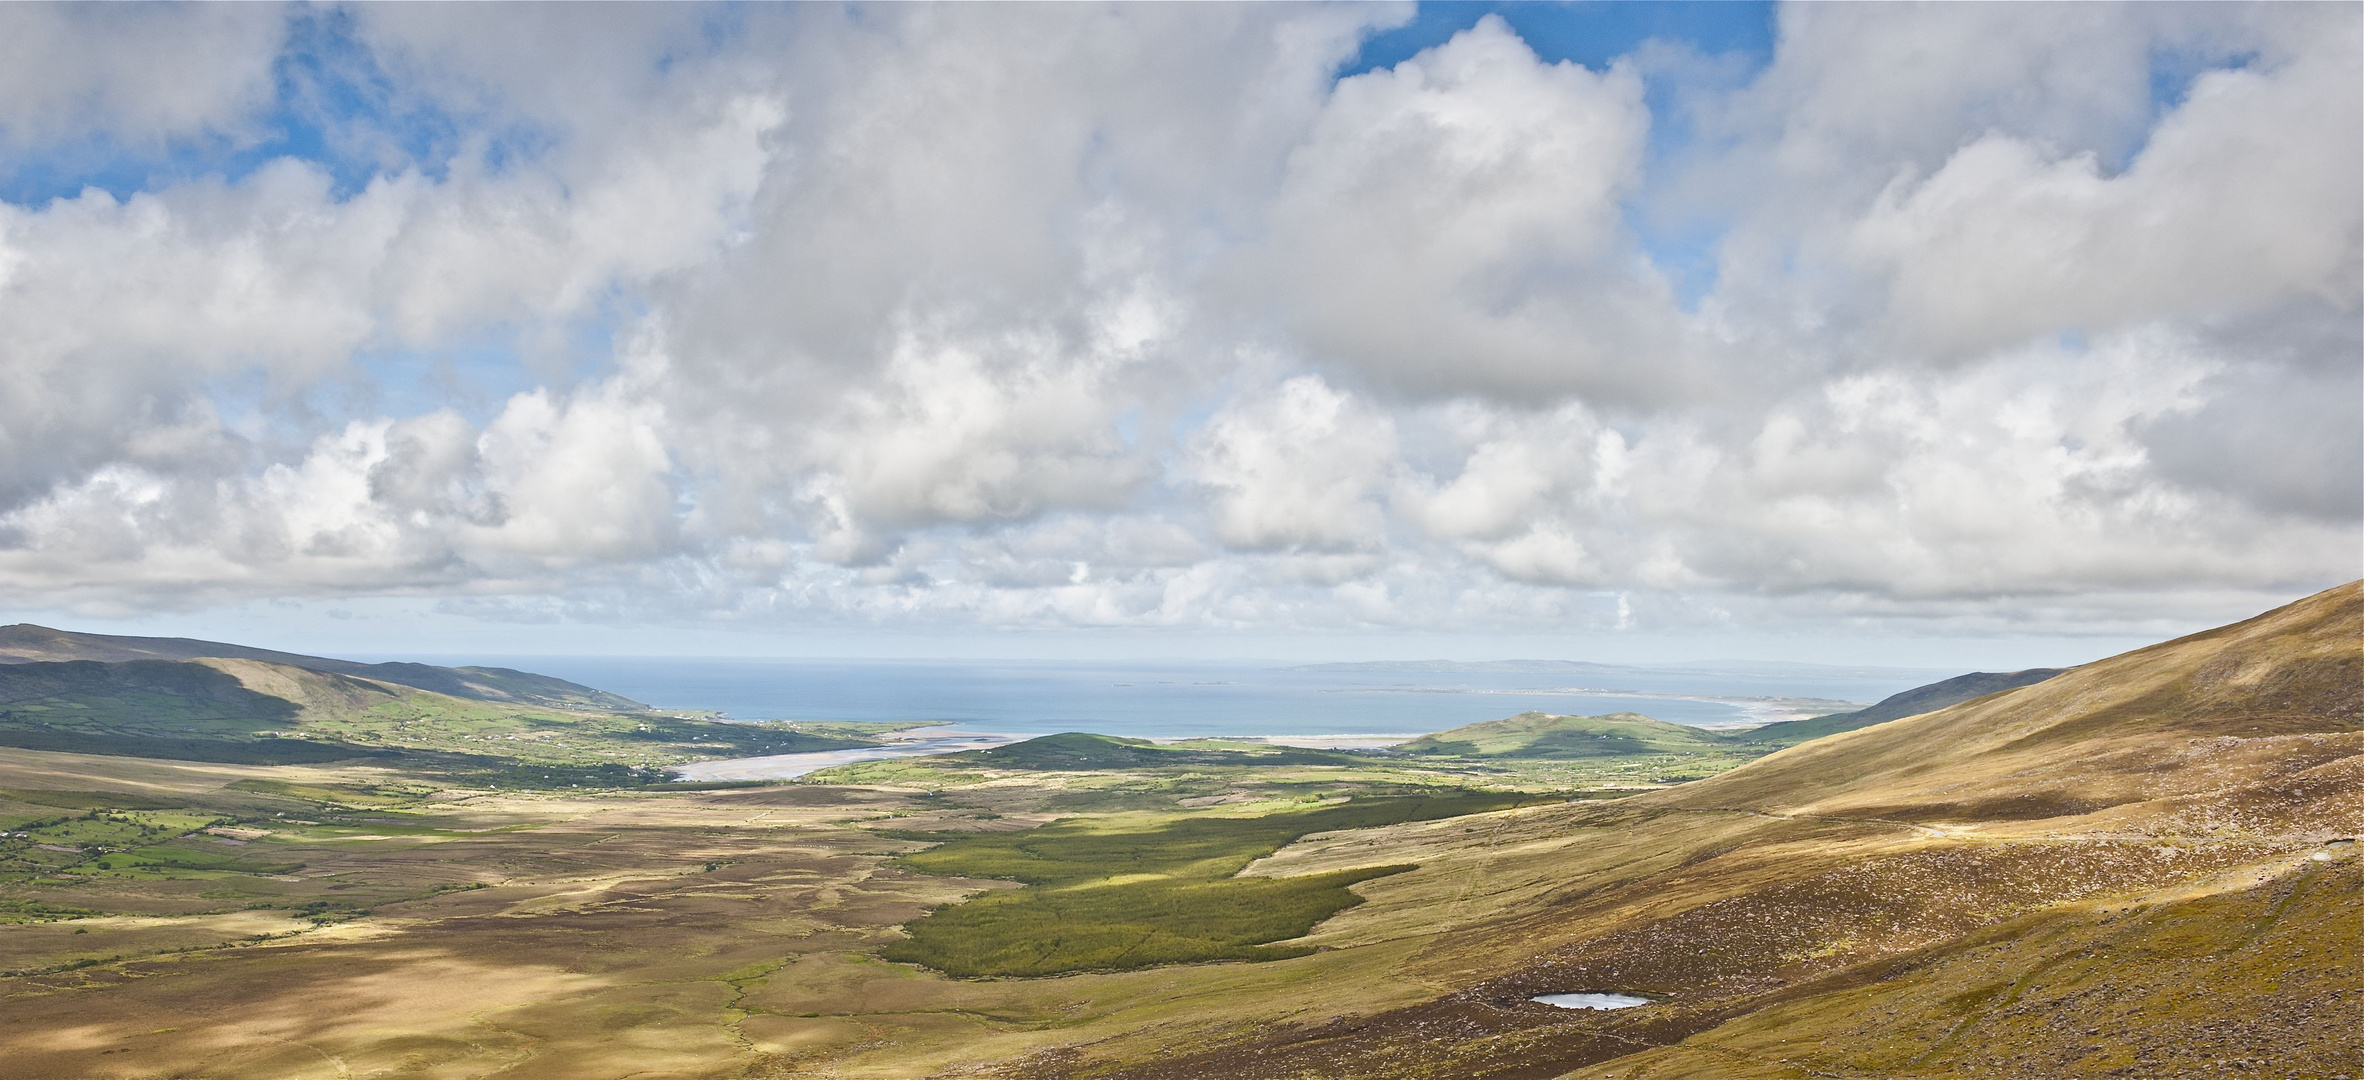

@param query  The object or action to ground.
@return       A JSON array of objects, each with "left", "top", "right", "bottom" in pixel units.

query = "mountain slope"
[
  {"left": 0, "top": 624, "right": 644, "bottom": 712},
  {"left": 1651, "top": 580, "right": 2360, "bottom": 823},
  {"left": 1395, "top": 711, "right": 1730, "bottom": 758},
  {"left": 1061, "top": 581, "right": 2362, "bottom": 1080},
  {"left": 0, "top": 654, "right": 875, "bottom": 780},
  {"left": 1744, "top": 667, "right": 2064, "bottom": 745}
]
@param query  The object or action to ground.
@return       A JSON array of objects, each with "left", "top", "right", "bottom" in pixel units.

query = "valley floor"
[{"left": 1, "top": 739, "right": 2354, "bottom": 1080}]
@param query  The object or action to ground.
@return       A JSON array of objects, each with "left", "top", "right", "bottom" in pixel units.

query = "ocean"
[{"left": 464, "top": 656, "right": 1952, "bottom": 740}]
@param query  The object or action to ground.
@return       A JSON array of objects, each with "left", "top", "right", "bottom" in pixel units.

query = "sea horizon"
[{"left": 381, "top": 654, "right": 1959, "bottom": 742}]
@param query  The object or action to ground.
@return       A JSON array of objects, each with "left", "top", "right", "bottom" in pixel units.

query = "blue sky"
[{"left": 1343, "top": 1, "right": 1775, "bottom": 77}]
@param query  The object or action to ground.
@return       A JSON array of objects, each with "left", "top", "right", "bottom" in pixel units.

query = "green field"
[
  {"left": 1396, "top": 711, "right": 1733, "bottom": 758},
  {"left": 882, "top": 792, "right": 1539, "bottom": 976}
]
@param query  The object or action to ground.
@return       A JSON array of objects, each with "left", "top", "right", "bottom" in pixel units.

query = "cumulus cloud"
[
  {"left": 1846, "top": 34, "right": 2361, "bottom": 359},
  {"left": 0, "top": 65, "right": 777, "bottom": 502},
  {"left": 1395, "top": 403, "right": 1632, "bottom": 586},
  {"left": 791, "top": 325, "right": 1160, "bottom": 564},
  {"left": 0, "top": 1, "right": 2353, "bottom": 642},
  {"left": 1235, "top": 16, "right": 1687, "bottom": 402},
  {"left": 1646, "top": 331, "right": 2330, "bottom": 599},
  {"left": 1190, "top": 375, "right": 1396, "bottom": 554}
]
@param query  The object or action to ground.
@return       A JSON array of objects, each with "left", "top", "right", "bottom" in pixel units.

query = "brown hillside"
[
  {"left": 1058, "top": 583, "right": 2363, "bottom": 1080},
  {"left": 1646, "top": 579, "right": 2362, "bottom": 829}
]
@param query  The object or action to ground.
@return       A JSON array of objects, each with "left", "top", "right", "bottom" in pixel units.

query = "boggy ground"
[
  {"left": 2, "top": 747, "right": 2354, "bottom": 1080},
  {"left": 31, "top": 779, "right": 2318, "bottom": 1080},
  {"left": 0, "top": 751, "right": 1572, "bottom": 1080},
  {"left": 1, "top": 758, "right": 942, "bottom": 1079}
]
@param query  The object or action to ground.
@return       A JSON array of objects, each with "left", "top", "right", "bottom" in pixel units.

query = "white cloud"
[
  {"left": 1189, "top": 376, "right": 1396, "bottom": 554},
  {"left": 1630, "top": 330, "right": 2349, "bottom": 600},
  {"left": 0, "top": 5, "right": 285, "bottom": 146},
  {"left": 471, "top": 373, "right": 678, "bottom": 564},
  {"left": 1736, "top": 4, "right": 2167, "bottom": 187},
  {"left": 1847, "top": 36, "right": 2361, "bottom": 359},
  {"left": 0, "top": 75, "right": 777, "bottom": 504},
  {"left": 0, "top": 3, "right": 2353, "bottom": 644},
  {"left": 1235, "top": 15, "right": 1685, "bottom": 402},
  {"left": 794, "top": 325, "right": 1158, "bottom": 561}
]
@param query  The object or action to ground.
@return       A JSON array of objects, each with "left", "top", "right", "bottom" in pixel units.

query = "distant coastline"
[{"left": 452, "top": 656, "right": 1928, "bottom": 741}]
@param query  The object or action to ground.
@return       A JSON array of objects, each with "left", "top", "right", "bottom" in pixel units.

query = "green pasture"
[
  {"left": 885, "top": 864, "right": 1414, "bottom": 976},
  {"left": 882, "top": 791, "right": 1539, "bottom": 977}
]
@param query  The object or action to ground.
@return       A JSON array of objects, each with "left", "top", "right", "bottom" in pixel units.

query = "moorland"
[{"left": 0, "top": 586, "right": 2355, "bottom": 1079}]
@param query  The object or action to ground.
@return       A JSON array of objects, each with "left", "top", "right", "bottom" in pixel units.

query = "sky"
[{"left": 0, "top": 1, "right": 2356, "bottom": 668}]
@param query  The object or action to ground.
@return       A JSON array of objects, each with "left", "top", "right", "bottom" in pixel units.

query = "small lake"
[{"left": 1532, "top": 992, "right": 1652, "bottom": 1010}]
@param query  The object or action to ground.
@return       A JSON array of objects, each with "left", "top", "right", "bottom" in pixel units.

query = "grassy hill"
[
  {"left": 0, "top": 654, "right": 877, "bottom": 785},
  {"left": 1742, "top": 667, "right": 2064, "bottom": 745},
  {"left": 951, "top": 732, "right": 1368, "bottom": 771},
  {"left": 0, "top": 659, "right": 300, "bottom": 734},
  {"left": 0, "top": 624, "right": 645, "bottom": 712},
  {"left": 1652, "top": 583, "right": 2358, "bottom": 821},
  {"left": 1395, "top": 711, "right": 1733, "bottom": 759}
]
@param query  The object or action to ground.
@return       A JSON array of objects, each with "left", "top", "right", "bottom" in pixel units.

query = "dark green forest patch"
[{"left": 882, "top": 791, "right": 1539, "bottom": 977}]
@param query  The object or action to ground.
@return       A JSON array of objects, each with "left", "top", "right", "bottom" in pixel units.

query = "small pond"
[{"left": 1531, "top": 992, "right": 1652, "bottom": 1010}]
